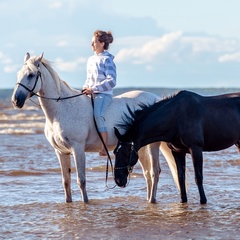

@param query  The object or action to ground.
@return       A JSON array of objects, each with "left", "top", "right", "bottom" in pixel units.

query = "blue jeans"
[{"left": 93, "top": 93, "right": 112, "bottom": 132}]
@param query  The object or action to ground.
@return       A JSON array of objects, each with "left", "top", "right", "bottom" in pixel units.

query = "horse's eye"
[{"left": 28, "top": 73, "right": 34, "bottom": 79}]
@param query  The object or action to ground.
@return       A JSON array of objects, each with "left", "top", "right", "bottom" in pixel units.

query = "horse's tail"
[{"left": 160, "top": 142, "right": 181, "bottom": 191}]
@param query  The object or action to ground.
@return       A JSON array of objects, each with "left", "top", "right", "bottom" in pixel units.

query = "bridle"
[
  {"left": 16, "top": 67, "right": 42, "bottom": 97},
  {"left": 16, "top": 66, "right": 84, "bottom": 101},
  {"left": 114, "top": 141, "right": 138, "bottom": 174}
]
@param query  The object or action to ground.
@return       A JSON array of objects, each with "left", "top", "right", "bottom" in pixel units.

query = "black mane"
[{"left": 117, "top": 91, "right": 181, "bottom": 133}]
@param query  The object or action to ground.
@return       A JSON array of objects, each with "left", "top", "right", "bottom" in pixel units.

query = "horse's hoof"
[
  {"left": 200, "top": 199, "right": 207, "bottom": 204},
  {"left": 180, "top": 198, "right": 188, "bottom": 203},
  {"left": 148, "top": 198, "right": 157, "bottom": 203}
]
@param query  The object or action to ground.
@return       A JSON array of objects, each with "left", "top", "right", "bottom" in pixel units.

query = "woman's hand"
[{"left": 82, "top": 88, "right": 93, "bottom": 95}]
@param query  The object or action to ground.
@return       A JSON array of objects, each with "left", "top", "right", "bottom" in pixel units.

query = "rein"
[
  {"left": 17, "top": 67, "right": 115, "bottom": 188},
  {"left": 16, "top": 69, "right": 85, "bottom": 102},
  {"left": 90, "top": 94, "right": 115, "bottom": 189}
]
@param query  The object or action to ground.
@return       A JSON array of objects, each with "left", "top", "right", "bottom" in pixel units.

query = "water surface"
[{"left": 0, "top": 88, "right": 239, "bottom": 239}]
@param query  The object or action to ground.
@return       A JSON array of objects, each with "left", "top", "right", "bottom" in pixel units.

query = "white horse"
[{"left": 11, "top": 53, "right": 179, "bottom": 203}]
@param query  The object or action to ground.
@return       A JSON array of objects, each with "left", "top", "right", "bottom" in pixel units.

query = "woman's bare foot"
[
  {"left": 99, "top": 132, "right": 108, "bottom": 156},
  {"left": 99, "top": 149, "right": 107, "bottom": 156}
]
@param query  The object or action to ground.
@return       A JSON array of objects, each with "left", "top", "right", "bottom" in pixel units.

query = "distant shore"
[{"left": 2, "top": 87, "right": 240, "bottom": 100}]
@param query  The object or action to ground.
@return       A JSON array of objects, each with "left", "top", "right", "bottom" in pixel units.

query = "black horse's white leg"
[
  {"left": 138, "top": 147, "right": 154, "bottom": 202},
  {"left": 172, "top": 151, "right": 187, "bottom": 203},
  {"left": 72, "top": 147, "right": 89, "bottom": 203},
  {"left": 55, "top": 150, "right": 72, "bottom": 203},
  {"left": 235, "top": 141, "right": 240, "bottom": 152},
  {"left": 147, "top": 142, "right": 161, "bottom": 203},
  {"left": 138, "top": 143, "right": 161, "bottom": 203},
  {"left": 160, "top": 142, "right": 180, "bottom": 191},
  {"left": 190, "top": 147, "right": 207, "bottom": 204}
]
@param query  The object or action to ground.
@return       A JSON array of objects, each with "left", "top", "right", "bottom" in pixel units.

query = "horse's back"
[
  {"left": 171, "top": 90, "right": 240, "bottom": 150},
  {"left": 112, "top": 90, "right": 160, "bottom": 113},
  {"left": 172, "top": 90, "right": 240, "bottom": 114},
  {"left": 114, "top": 90, "right": 160, "bottom": 101},
  {"left": 107, "top": 90, "right": 160, "bottom": 141},
  {"left": 177, "top": 90, "right": 240, "bottom": 104}
]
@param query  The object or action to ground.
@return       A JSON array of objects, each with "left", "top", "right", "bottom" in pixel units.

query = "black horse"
[{"left": 114, "top": 90, "right": 240, "bottom": 204}]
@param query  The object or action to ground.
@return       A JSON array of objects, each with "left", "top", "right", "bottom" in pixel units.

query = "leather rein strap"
[
  {"left": 16, "top": 70, "right": 85, "bottom": 101},
  {"left": 16, "top": 69, "right": 115, "bottom": 188}
]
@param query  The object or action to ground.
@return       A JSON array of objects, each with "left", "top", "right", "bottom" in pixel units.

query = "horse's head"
[
  {"left": 11, "top": 52, "right": 44, "bottom": 108},
  {"left": 113, "top": 127, "right": 138, "bottom": 187}
]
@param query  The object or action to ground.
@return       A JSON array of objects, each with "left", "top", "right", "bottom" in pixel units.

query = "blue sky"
[{"left": 1, "top": 0, "right": 240, "bottom": 89}]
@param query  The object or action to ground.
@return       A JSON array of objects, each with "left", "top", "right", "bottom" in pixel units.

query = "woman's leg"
[
  {"left": 93, "top": 94, "right": 112, "bottom": 156},
  {"left": 99, "top": 131, "right": 108, "bottom": 156}
]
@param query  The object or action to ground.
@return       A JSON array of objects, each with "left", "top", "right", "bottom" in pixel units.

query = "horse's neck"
[{"left": 38, "top": 67, "right": 74, "bottom": 119}]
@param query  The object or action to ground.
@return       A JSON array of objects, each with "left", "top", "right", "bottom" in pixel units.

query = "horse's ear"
[
  {"left": 24, "top": 52, "right": 30, "bottom": 63},
  {"left": 39, "top": 52, "right": 44, "bottom": 61},
  {"left": 114, "top": 127, "right": 122, "bottom": 140},
  {"left": 36, "top": 52, "right": 44, "bottom": 66}
]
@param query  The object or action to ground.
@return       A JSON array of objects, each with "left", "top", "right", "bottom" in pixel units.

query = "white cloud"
[
  {"left": 2, "top": 58, "right": 12, "bottom": 64},
  {"left": 218, "top": 52, "right": 240, "bottom": 63},
  {"left": 1, "top": 1, "right": 240, "bottom": 89},
  {"left": 115, "top": 31, "right": 182, "bottom": 64},
  {"left": 115, "top": 32, "right": 240, "bottom": 68},
  {"left": 54, "top": 57, "right": 86, "bottom": 72},
  {"left": 0, "top": 52, "right": 4, "bottom": 60},
  {"left": 0, "top": 52, "right": 20, "bottom": 75},
  {"left": 4, "top": 64, "right": 20, "bottom": 73},
  {"left": 0, "top": 53, "right": 12, "bottom": 64},
  {"left": 57, "top": 41, "right": 68, "bottom": 47},
  {"left": 48, "top": 1, "right": 63, "bottom": 9},
  {"left": 183, "top": 37, "right": 240, "bottom": 53}
]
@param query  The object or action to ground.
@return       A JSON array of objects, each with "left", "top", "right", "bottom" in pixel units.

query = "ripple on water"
[
  {"left": 1, "top": 101, "right": 240, "bottom": 239},
  {"left": 1, "top": 198, "right": 239, "bottom": 240}
]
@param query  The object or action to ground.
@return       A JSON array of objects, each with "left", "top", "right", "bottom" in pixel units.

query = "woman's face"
[{"left": 91, "top": 36, "right": 104, "bottom": 54}]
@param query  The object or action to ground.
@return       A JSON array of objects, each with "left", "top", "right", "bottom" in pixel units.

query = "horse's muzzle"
[
  {"left": 114, "top": 177, "right": 127, "bottom": 188},
  {"left": 11, "top": 92, "right": 26, "bottom": 109}
]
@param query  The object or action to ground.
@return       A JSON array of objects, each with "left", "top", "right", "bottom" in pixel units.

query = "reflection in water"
[{"left": 1, "top": 198, "right": 239, "bottom": 239}]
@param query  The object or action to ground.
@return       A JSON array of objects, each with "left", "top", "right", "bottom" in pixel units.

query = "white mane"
[
  {"left": 40, "top": 58, "right": 80, "bottom": 93},
  {"left": 18, "top": 55, "right": 79, "bottom": 95}
]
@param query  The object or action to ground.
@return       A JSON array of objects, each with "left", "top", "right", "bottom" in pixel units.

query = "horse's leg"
[
  {"left": 190, "top": 147, "right": 207, "bottom": 204},
  {"left": 172, "top": 151, "right": 188, "bottom": 203},
  {"left": 235, "top": 141, "right": 240, "bottom": 152},
  {"left": 72, "top": 147, "right": 89, "bottom": 203},
  {"left": 138, "top": 147, "right": 153, "bottom": 202},
  {"left": 160, "top": 142, "right": 180, "bottom": 191},
  {"left": 138, "top": 142, "right": 161, "bottom": 203},
  {"left": 55, "top": 150, "right": 72, "bottom": 203}
]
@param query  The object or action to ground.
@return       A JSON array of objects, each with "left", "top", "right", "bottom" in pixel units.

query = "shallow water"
[{"left": 0, "top": 88, "right": 240, "bottom": 239}]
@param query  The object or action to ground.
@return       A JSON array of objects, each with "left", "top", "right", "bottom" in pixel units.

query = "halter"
[
  {"left": 16, "top": 68, "right": 42, "bottom": 96},
  {"left": 114, "top": 141, "right": 138, "bottom": 174},
  {"left": 16, "top": 67, "right": 84, "bottom": 101}
]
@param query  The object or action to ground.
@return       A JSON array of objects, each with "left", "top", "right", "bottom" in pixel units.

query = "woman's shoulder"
[
  {"left": 89, "top": 52, "right": 115, "bottom": 64},
  {"left": 103, "top": 51, "right": 114, "bottom": 58},
  {"left": 102, "top": 52, "right": 115, "bottom": 63}
]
